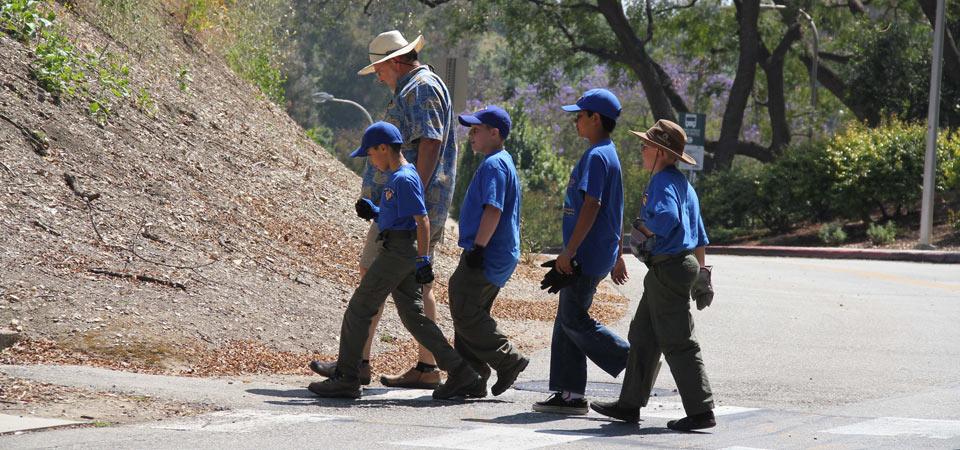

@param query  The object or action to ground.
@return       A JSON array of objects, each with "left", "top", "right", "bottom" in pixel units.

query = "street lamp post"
[
  {"left": 919, "top": 0, "right": 946, "bottom": 249},
  {"left": 312, "top": 91, "right": 374, "bottom": 126}
]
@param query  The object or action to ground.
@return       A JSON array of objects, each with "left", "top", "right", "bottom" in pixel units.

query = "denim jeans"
[{"left": 548, "top": 273, "right": 630, "bottom": 395}]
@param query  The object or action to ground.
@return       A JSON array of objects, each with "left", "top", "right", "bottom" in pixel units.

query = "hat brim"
[
  {"left": 561, "top": 104, "right": 582, "bottom": 112},
  {"left": 357, "top": 35, "right": 425, "bottom": 76},
  {"left": 457, "top": 114, "right": 482, "bottom": 127},
  {"left": 349, "top": 146, "right": 368, "bottom": 158},
  {"left": 629, "top": 130, "right": 697, "bottom": 166}
]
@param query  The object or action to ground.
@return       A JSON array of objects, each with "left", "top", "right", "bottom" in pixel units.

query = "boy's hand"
[
  {"left": 355, "top": 198, "right": 380, "bottom": 221},
  {"left": 465, "top": 245, "right": 485, "bottom": 269},
  {"left": 611, "top": 256, "right": 629, "bottom": 285},
  {"left": 540, "top": 259, "right": 580, "bottom": 294},
  {"left": 415, "top": 255, "right": 435, "bottom": 284},
  {"left": 556, "top": 248, "right": 575, "bottom": 274}
]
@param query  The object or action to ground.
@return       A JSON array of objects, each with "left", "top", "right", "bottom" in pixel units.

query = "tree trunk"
[
  {"left": 916, "top": 0, "right": 960, "bottom": 86},
  {"left": 798, "top": 55, "right": 873, "bottom": 124},
  {"left": 711, "top": 0, "right": 763, "bottom": 170},
  {"left": 759, "top": 23, "right": 801, "bottom": 154},
  {"left": 596, "top": 0, "right": 677, "bottom": 122}
]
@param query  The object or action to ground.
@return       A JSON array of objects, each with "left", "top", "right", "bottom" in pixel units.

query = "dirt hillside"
[{"left": 0, "top": 2, "right": 627, "bottom": 377}]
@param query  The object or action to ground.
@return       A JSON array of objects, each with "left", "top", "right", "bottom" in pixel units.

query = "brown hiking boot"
[
  {"left": 307, "top": 376, "right": 361, "bottom": 399},
  {"left": 380, "top": 365, "right": 441, "bottom": 389},
  {"left": 491, "top": 357, "right": 529, "bottom": 396},
  {"left": 309, "top": 360, "right": 371, "bottom": 385}
]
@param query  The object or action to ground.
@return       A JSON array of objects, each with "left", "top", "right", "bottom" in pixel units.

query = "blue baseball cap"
[
  {"left": 458, "top": 106, "right": 512, "bottom": 140},
  {"left": 561, "top": 88, "right": 622, "bottom": 120},
  {"left": 350, "top": 121, "right": 403, "bottom": 158}
]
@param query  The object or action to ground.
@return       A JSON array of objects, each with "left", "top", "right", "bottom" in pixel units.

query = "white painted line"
[
  {"left": 394, "top": 425, "right": 588, "bottom": 450},
  {"left": 823, "top": 417, "right": 960, "bottom": 440},
  {"left": 718, "top": 447, "right": 770, "bottom": 450},
  {"left": 152, "top": 409, "right": 346, "bottom": 433},
  {"left": 0, "top": 414, "right": 84, "bottom": 434},
  {"left": 640, "top": 401, "right": 758, "bottom": 419},
  {"left": 362, "top": 388, "right": 434, "bottom": 401}
]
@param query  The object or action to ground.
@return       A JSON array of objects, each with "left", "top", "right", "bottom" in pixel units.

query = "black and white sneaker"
[{"left": 532, "top": 392, "right": 589, "bottom": 415}]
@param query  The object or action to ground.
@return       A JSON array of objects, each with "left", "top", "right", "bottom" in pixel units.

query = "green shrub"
[
  {"left": 0, "top": 0, "right": 53, "bottom": 42},
  {"left": 947, "top": 209, "right": 960, "bottom": 232},
  {"left": 826, "top": 119, "right": 957, "bottom": 222},
  {"left": 818, "top": 222, "right": 848, "bottom": 245},
  {"left": 31, "top": 28, "right": 86, "bottom": 97},
  {"left": 866, "top": 221, "right": 897, "bottom": 246},
  {"left": 698, "top": 159, "right": 763, "bottom": 229}
]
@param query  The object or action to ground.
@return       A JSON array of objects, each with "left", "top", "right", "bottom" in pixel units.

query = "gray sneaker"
[{"left": 532, "top": 392, "right": 589, "bottom": 415}]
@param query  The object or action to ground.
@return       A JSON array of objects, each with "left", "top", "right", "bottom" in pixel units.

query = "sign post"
[{"left": 678, "top": 112, "right": 706, "bottom": 181}]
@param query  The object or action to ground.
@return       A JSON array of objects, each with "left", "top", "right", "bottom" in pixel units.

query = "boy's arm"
[
  {"left": 414, "top": 214, "right": 431, "bottom": 257},
  {"left": 474, "top": 205, "right": 502, "bottom": 247},
  {"left": 694, "top": 246, "right": 706, "bottom": 267},
  {"left": 557, "top": 194, "right": 601, "bottom": 274}
]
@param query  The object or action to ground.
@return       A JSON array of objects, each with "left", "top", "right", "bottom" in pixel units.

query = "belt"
[
  {"left": 378, "top": 229, "right": 417, "bottom": 241},
  {"left": 649, "top": 250, "right": 694, "bottom": 265}
]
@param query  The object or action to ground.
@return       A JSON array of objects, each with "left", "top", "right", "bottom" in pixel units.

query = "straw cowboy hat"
[
  {"left": 630, "top": 119, "right": 697, "bottom": 166},
  {"left": 357, "top": 30, "right": 425, "bottom": 76}
]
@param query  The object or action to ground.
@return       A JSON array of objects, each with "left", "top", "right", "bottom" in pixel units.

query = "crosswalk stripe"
[
  {"left": 822, "top": 417, "right": 960, "bottom": 439},
  {"left": 151, "top": 409, "right": 347, "bottom": 433},
  {"left": 393, "top": 425, "right": 589, "bottom": 450}
]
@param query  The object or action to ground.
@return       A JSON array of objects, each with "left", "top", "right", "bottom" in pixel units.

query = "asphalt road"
[{"left": 2, "top": 255, "right": 959, "bottom": 449}]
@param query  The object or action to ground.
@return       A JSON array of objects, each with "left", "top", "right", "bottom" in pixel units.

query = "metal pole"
[
  {"left": 329, "top": 98, "right": 374, "bottom": 125},
  {"left": 799, "top": 9, "right": 818, "bottom": 138},
  {"left": 919, "top": 0, "right": 946, "bottom": 248}
]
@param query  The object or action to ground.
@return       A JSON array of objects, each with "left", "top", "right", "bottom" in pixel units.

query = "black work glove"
[
  {"left": 355, "top": 198, "right": 380, "bottom": 221},
  {"left": 539, "top": 259, "right": 581, "bottom": 294},
  {"left": 629, "top": 218, "right": 655, "bottom": 265},
  {"left": 415, "top": 255, "right": 435, "bottom": 284},
  {"left": 465, "top": 245, "right": 485, "bottom": 269},
  {"left": 691, "top": 266, "right": 714, "bottom": 310}
]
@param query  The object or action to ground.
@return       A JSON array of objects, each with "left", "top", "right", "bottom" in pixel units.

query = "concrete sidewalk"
[{"left": 708, "top": 245, "right": 960, "bottom": 264}]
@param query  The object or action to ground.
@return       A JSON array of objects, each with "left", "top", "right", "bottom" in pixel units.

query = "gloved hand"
[
  {"left": 465, "top": 245, "right": 484, "bottom": 269},
  {"left": 629, "top": 218, "right": 655, "bottom": 265},
  {"left": 691, "top": 265, "right": 714, "bottom": 310},
  {"left": 355, "top": 198, "right": 380, "bottom": 221},
  {"left": 415, "top": 255, "right": 435, "bottom": 284},
  {"left": 540, "top": 259, "right": 581, "bottom": 294}
]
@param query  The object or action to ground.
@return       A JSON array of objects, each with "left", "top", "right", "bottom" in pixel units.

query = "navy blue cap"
[
  {"left": 458, "top": 106, "right": 512, "bottom": 140},
  {"left": 350, "top": 121, "right": 403, "bottom": 158},
  {"left": 561, "top": 88, "right": 622, "bottom": 120}
]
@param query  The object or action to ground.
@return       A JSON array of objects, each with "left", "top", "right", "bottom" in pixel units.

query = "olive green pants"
[
  {"left": 618, "top": 253, "right": 714, "bottom": 415},
  {"left": 336, "top": 232, "right": 463, "bottom": 381},
  {"left": 448, "top": 253, "right": 524, "bottom": 373}
]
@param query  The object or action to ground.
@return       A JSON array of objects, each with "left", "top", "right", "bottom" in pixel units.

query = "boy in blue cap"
[
  {"left": 308, "top": 121, "right": 482, "bottom": 400},
  {"left": 533, "top": 88, "right": 630, "bottom": 415},
  {"left": 450, "top": 106, "right": 529, "bottom": 398}
]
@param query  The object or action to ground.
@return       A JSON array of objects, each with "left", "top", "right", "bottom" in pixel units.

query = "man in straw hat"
[
  {"left": 532, "top": 88, "right": 630, "bottom": 416},
  {"left": 590, "top": 119, "right": 717, "bottom": 431},
  {"left": 309, "top": 30, "right": 459, "bottom": 390}
]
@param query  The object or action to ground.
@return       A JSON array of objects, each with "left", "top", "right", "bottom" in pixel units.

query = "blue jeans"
[{"left": 548, "top": 273, "right": 630, "bottom": 395}]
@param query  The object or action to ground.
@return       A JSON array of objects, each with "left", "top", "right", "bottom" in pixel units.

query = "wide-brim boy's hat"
[
  {"left": 350, "top": 121, "right": 403, "bottom": 158},
  {"left": 630, "top": 119, "right": 697, "bottom": 166},
  {"left": 357, "top": 30, "right": 425, "bottom": 76}
]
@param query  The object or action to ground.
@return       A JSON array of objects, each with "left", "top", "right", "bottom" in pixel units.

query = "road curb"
[{"left": 707, "top": 245, "right": 960, "bottom": 264}]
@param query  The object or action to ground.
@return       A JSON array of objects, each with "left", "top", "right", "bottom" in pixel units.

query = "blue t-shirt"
[
  {"left": 377, "top": 164, "right": 428, "bottom": 232},
  {"left": 458, "top": 149, "right": 521, "bottom": 287},
  {"left": 640, "top": 166, "right": 709, "bottom": 255},
  {"left": 562, "top": 139, "right": 624, "bottom": 276},
  {"left": 362, "top": 66, "right": 458, "bottom": 233}
]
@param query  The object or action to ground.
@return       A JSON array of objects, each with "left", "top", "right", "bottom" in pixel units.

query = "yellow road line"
[{"left": 789, "top": 262, "right": 960, "bottom": 293}]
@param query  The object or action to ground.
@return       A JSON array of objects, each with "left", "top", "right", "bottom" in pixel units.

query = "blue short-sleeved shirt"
[
  {"left": 361, "top": 66, "right": 458, "bottom": 232},
  {"left": 640, "top": 166, "right": 709, "bottom": 255},
  {"left": 377, "top": 164, "right": 427, "bottom": 232},
  {"left": 562, "top": 139, "right": 624, "bottom": 276},
  {"left": 458, "top": 149, "right": 521, "bottom": 287}
]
